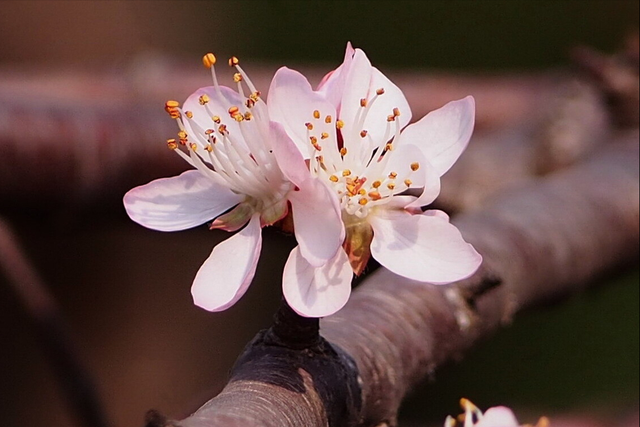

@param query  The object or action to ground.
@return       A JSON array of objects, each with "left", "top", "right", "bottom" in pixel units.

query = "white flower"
[
  {"left": 269, "top": 44, "right": 482, "bottom": 313},
  {"left": 123, "top": 54, "right": 345, "bottom": 316},
  {"left": 445, "top": 399, "right": 550, "bottom": 427}
]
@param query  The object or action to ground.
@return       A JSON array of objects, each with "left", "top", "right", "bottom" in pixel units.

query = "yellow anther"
[
  {"left": 346, "top": 184, "right": 357, "bottom": 195},
  {"left": 336, "top": 120, "right": 345, "bottom": 129},
  {"left": 185, "top": 111, "right": 193, "bottom": 119},
  {"left": 205, "top": 144, "right": 213, "bottom": 152},
  {"left": 387, "top": 183, "right": 396, "bottom": 190},
  {"left": 372, "top": 180, "right": 382, "bottom": 188},
  {"left": 250, "top": 91, "right": 261, "bottom": 101},
  {"left": 376, "top": 88, "right": 385, "bottom": 95},
  {"left": 246, "top": 98, "right": 256, "bottom": 108},
  {"left": 165, "top": 100, "right": 180, "bottom": 111},
  {"left": 358, "top": 188, "right": 366, "bottom": 195},
  {"left": 202, "top": 53, "right": 217, "bottom": 68},
  {"left": 404, "top": 179, "right": 412, "bottom": 186},
  {"left": 388, "top": 171, "right": 398, "bottom": 179},
  {"left": 325, "top": 115, "right": 332, "bottom": 123},
  {"left": 340, "top": 147, "right": 348, "bottom": 156},
  {"left": 228, "top": 56, "right": 239, "bottom": 67},
  {"left": 321, "top": 132, "right": 329, "bottom": 139},
  {"left": 387, "top": 114, "right": 396, "bottom": 122},
  {"left": 178, "top": 131, "right": 188, "bottom": 139},
  {"left": 342, "top": 169, "right": 352, "bottom": 177},
  {"left": 360, "top": 130, "right": 368, "bottom": 138},
  {"left": 166, "top": 139, "right": 178, "bottom": 150},
  {"left": 393, "top": 107, "right": 401, "bottom": 117},
  {"left": 358, "top": 198, "right": 368, "bottom": 205},
  {"left": 305, "top": 122, "right": 314, "bottom": 130},
  {"left": 316, "top": 155, "right": 324, "bottom": 164},
  {"left": 244, "top": 112, "right": 253, "bottom": 120},
  {"left": 385, "top": 143, "right": 394, "bottom": 151},
  {"left": 169, "top": 110, "right": 181, "bottom": 119},
  {"left": 310, "top": 136, "right": 318, "bottom": 144},
  {"left": 212, "top": 116, "right": 221, "bottom": 124},
  {"left": 228, "top": 106, "right": 240, "bottom": 116},
  {"left": 345, "top": 177, "right": 355, "bottom": 185},
  {"left": 313, "top": 110, "right": 321, "bottom": 119},
  {"left": 189, "top": 143, "right": 198, "bottom": 151},
  {"left": 205, "top": 129, "right": 214, "bottom": 135},
  {"left": 329, "top": 175, "right": 339, "bottom": 182},
  {"left": 233, "top": 72, "right": 243, "bottom": 83},
  {"left": 410, "top": 162, "right": 420, "bottom": 171},
  {"left": 234, "top": 114, "right": 244, "bottom": 122},
  {"left": 368, "top": 191, "right": 381, "bottom": 200},
  {"left": 198, "top": 94, "right": 210, "bottom": 105},
  {"left": 218, "top": 124, "right": 228, "bottom": 134}
]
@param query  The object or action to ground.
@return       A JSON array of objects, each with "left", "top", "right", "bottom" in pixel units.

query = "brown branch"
[{"left": 148, "top": 129, "right": 638, "bottom": 426}]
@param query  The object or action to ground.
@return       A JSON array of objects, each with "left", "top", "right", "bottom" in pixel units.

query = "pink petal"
[
  {"left": 191, "top": 214, "right": 262, "bottom": 311},
  {"left": 123, "top": 170, "right": 244, "bottom": 232},
  {"left": 317, "top": 42, "right": 356, "bottom": 108},
  {"left": 399, "top": 96, "right": 475, "bottom": 177},
  {"left": 476, "top": 407, "right": 520, "bottom": 427},
  {"left": 289, "top": 177, "right": 345, "bottom": 267},
  {"left": 268, "top": 67, "right": 338, "bottom": 158},
  {"left": 269, "top": 120, "right": 312, "bottom": 187},
  {"left": 369, "top": 211, "right": 482, "bottom": 283},
  {"left": 283, "top": 246, "right": 352, "bottom": 318},
  {"left": 339, "top": 49, "right": 411, "bottom": 146}
]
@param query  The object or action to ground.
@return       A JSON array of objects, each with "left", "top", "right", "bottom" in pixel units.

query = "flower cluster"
[{"left": 123, "top": 44, "right": 482, "bottom": 317}]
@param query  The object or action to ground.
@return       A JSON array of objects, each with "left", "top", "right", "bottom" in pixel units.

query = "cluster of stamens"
[
  {"left": 161, "top": 53, "right": 288, "bottom": 207},
  {"left": 303, "top": 88, "right": 420, "bottom": 218}
]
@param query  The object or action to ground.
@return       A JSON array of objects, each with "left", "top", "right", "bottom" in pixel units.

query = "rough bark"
[{"left": 148, "top": 133, "right": 638, "bottom": 426}]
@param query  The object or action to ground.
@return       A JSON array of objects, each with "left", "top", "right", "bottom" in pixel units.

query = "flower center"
[
  {"left": 303, "top": 90, "right": 420, "bottom": 219},
  {"left": 164, "top": 53, "right": 293, "bottom": 223}
]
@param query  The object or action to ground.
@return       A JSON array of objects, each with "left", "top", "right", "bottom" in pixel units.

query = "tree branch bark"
[{"left": 149, "top": 131, "right": 637, "bottom": 426}]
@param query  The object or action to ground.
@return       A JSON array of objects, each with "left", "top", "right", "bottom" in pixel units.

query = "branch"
[{"left": 149, "top": 130, "right": 638, "bottom": 426}]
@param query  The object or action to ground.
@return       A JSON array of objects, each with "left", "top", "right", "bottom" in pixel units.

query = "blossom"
[
  {"left": 445, "top": 399, "right": 550, "bottom": 427},
  {"left": 269, "top": 44, "right": 482, "bottom": 313},
  {"left": 123, "top": 54, "right": 345, "bottom": 316}
]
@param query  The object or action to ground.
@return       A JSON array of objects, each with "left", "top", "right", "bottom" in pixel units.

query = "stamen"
[
  {"left": 360, "top": 98, "right": 368, "bottom": 107},
  {"left": 212, "top": 116, "right": 221, "bottom": 124},
  {"left": 368, "top": 191, "right": 381, "bottom": 200},
  {"left": 372, "top": 180, "right": 382, "bottom": 188},
  {"left": 358, "top": 198, "right": 368, "bottom": 205},
  {"left": 387, "top": 183, "right": 395, "bottom": 190},
  {"left": 329, "top": 175, "right": 339, "bottom": 182},
  {"left": 404, "top": 179, "right": 412, "bottom": 186},
  {"left": 376, "top": 88, "right": 385, "bottom": 95},
  {"left": 228, "top": 56, "right": 239, "bottom": 67},
  {"left": 342, "top": 169, "right": 352, "bottom": 177},
  {"left": 321, "top": 132, "right": 329, "bottom": 139},
  {"left": 185, "top": 111, "right": 194, "bottom": 119},
  {"left": 233, "top": 72, "right": 243, "bottom": 83},
  {"left": 411, "top": 162, "right": 420, "bottom": 171},
  {"left": 360, "top": 130, "right": 368, "bottom": 138},
  {"left": 166, "top": 139, "right": 178, "bottom": 150},
  {"left": 313, "top": 110, "right": 321, "bottom": 119},
  {"left": 306, "top": 122, "right": 314, "bottom": 130},
  {"left": 198, "top": 94, "right": 210, "bottom": 105},
  {"left": 189, "top": 143, "right": 198, "bottom": 151},
  {"left": 336, "top": 120, "right": 345, "bottom": 129},
  {"left": 340, "top": 147, "right": 348, "bottom": 156},
  {"left": 325, "top": 115, "right": 332, "bottom": 123},
  {"left": 202, "top": 53, "right": 217, "bottom": 68},
  {"left": 388, "top": 171, "right": 398, "bottom": 179}
]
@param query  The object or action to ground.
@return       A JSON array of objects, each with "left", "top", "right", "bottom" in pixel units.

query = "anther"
[
  {"left": 342, "top": 169, "right": 352, "bottom": 177},
  {"left": 410, "top": 162, "right": 420, "bottom": 171},
  {"left": 185, "top": 111, "right": 194, "bottom": 119},
  {"left": 228, "top": 106, "right": 240, "bottom": 116},
  {"left": 313, "top": 110, "right": 321, "bottom": 119},
  {"left": 336, "top": 120, "right": 345, "bottom": 129},
  {"left": 250, "top": 91, "right": 261, "bottom": 101},
  {"left": 358, "top": 198, "right": 368, "bottom": 205},
  {"left": 358, "top": 189, "right": 366, "bottom": 195},
  {"left": 245, "top": 98, "right": 255, "bottom": 108},
  {"left": 205, "top": 144, "right": 213, "bottom": 152},
  {"left": 393, "top": 107, "right": 401, "bottom": 117},
  {"left": 218, "top": 124, "right": 228, "bottom": 134},
  {"left": 388, "top": 171, "right": 398, "bottom": 179},
  {"left": 178, "top": 131, "right": 188, "bottom": 139},
  {"left": 404, "top": 179, "right": 412, "bottom": 186},
  {"left": 228, "top": 56, "right": 239, "bottom": 67},
  {"left": 212, "top": 116, "right": 221, "bottom": 124},
  {"left": 233, "top": 73, "right": 243, "bottom": 83},
  {"left": 387, "top": 115, "right": 396, "bottom": 122},
  {"left": 360, "top": 130, "right": 368, "bottom": 138},
  {"left": 205, "top": 129, "right": 214, "bottom": 135},
  {"left": 166, "top": 139, "right": 178, "bottom": 150},
  {"left": 244, "top": 112, "right": 253, "bottom": 120},
  {"left": 387, "top": 183, "right": 395, "bottom": 190},
  {"left": 325, "top": 115, "right": 332, "bottom": 123},
  {"left": 329, "top": 175, "right": 339, "bottom": 182},
  {"left": 376, "top": 88, "right": 385, "bottom": 95},
  {"left": 372, "top": 180, "right": 382, "bottom": 188},
  {"left": 202, "top": 53, "right": 217, "bottom": 68},
  {"left": 198, "top": 94, "right": 210, "bottom": 105},
  {"left": 305, "top": 122, "right": 314, "bottom": 130},
  {"left": 368, "top": 191, "right": 381, "bottom": 200},
  {"left": 189, "top": 143, "right": 198, "bottom": 151},
  {"left": 321, "top": 132, "right": 329, "bottom": 139},
  {"left": 360, "top": 98, "right": 368, "bottom": 107},
  {"left": 165, "top": 100, "right": 180, "bottom": 111},
  {"left": 340, "top": 147, "right": 348, "bottom": 156},
  {"left": 385, "top": 143, "right": 394, "bottom": 151}
]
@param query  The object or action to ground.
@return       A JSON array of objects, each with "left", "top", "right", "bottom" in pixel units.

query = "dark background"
[{"left": 0, "top": 1, "right": 638, "bottom": 426}]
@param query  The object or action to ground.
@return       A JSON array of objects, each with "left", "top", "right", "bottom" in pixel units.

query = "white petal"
[
  {"left": 123, "top": 170, "right": 244, "bottom": 232},
  {"left": 369, "top": 211, "right": 482, "bottom": 283},
  {"left": 405, "top": 157, "right": 442, "bottom": 209},
  {"left": 191, "top": 214, "right": 262, "bottom": 311},
  {"left": 183, "top": 86, "right": 246, "bottom": 140},
  {"left": 289, "top": 178, "right": 345, "bottom": 267},
  {"left": 269, "top": 120, "right": 312, "bottom": 187},
  {"left": 399, "top": 96, "right": 475, "bottom": 176},
  {"left": 283, "top": 246, "right": 352, "bottom": 318},
  {"left": 268, "top": 67, "right": 338, "bottom": 158},
  {"left": 316, "top": 42, "right": 356, "bottom": 108},
  {"left": 340, "top": 49, "right": 412, "bottom": 146},
  {"left": 476, "top": 407, "right": 520, "bottom": 427}
]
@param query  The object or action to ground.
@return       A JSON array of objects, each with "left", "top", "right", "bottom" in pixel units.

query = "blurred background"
[{"left": 0, "top": 1, "right": 638, "bottom": 426}]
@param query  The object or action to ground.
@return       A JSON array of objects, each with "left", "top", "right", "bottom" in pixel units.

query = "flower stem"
[{"left": 269, "top": 297, "right": 320, "bottom": 350}]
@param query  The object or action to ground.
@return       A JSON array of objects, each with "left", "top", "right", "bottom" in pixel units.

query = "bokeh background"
[{"left": 0, "top": 1, "right": 638, "bottom": 426}]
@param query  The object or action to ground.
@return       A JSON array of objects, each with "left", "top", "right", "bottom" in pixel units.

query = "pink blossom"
[
  {"left": 123, "top": 54, "right": 345, "bottom": 316},
  {"left": 268, "top": 44, "right": 482, "bottom": 314},
  {"left": 445, "top": 399, "right": 550, "bottom": 427}
]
